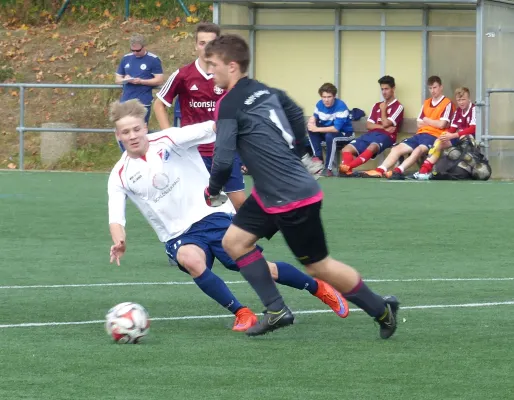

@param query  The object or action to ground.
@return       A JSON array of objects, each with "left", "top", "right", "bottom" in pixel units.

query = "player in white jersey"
[{"left": 107, "top": 99, "right": 350, "bottom": 332}]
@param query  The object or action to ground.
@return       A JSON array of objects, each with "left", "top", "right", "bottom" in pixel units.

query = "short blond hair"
[
  {"left": 455, "top": 87, "right": 470, "bottom": 98},
  {"left": 109, "top": 99, "right": 147, "bottom": 123}
]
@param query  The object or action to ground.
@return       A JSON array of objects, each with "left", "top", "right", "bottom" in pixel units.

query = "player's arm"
[
  {"left": 154, "top": 69, "right": 181, "bottom": 130},
  {"left": 314, "top": 125, "right": 339, "bottom": 133},
  {"left": 423, "top": 103, "right": 452, "bottom": 129},
  {"left": 378, "top": 102, "right": 394, "bottom": 128},
  {"left": 365, "top": 105, "right": 382, "bottom": 130},
  {"left": 160, "top": 121, "right": 216, "bottom": 148},
  {"left": 458, "top": 107, "right": 476, "bottom": 137},
  {"left": 207, "top": 102, "right": 238, "bottom": 195},
  {"left": 417, "top": 105, "right": 427, "bottom": 128},
  {"left": 385, "top": 104, "right": 404, "bottom": 128},
  {"left": 108, "top": 172, "right": 128, "bottom": 265},
  {"left": 154, "top": 98, "right": 171, "bottom": 129},
  {"left": 277, "top": 90, "right": 311, "bottom": 156}
]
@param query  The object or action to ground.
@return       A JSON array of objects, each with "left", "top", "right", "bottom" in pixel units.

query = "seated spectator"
[
  {"left": 339, "top": 75, "right": 404, "bottom": 176},
  {"left": 361, "top": 76, "right": 454, "bottom": 180},
  {"left": 414, "top": 87, "right": 476, "bottom": 180},
  {"left": 307, "top": 83, "right": 353, "bottom": 177}
]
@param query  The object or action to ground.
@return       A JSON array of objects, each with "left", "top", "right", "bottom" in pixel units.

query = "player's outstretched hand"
[
  {"left": 301, "top": 154, "right": 323, "bottom": 177},
  {"left": 110, "top": 240, "right": 126, "bottom": 266},
  {"left": 204, "top": 187, "right": 228, "bottom": 207}
]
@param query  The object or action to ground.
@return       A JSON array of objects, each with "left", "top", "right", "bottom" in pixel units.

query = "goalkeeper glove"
[{"left": 204, "top": 187, "right": 228, "bottom": 207}]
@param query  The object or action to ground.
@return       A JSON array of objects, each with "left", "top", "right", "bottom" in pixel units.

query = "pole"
[{"left": 18, "top": 87, "right": 25, "bottom": 171}]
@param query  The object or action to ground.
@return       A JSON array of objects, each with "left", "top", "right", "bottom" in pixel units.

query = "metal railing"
[
  {"left": 3, "top": 82, "right": 514, "bottom": 170},
  {"left": 1, "top": 83, "right": 122, "bottom": 170},
  {"left": 483, "top": 88, "right": 514, "bottom": 159}
]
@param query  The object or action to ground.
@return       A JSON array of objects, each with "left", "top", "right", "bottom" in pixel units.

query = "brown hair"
[
  {"left": 454, "top": 87, "right": 470, "bottom": 98},
  {"left": 318, "top": 83, "right": 337, "bottom": 97},
  {"left": 109, "top": 99, "right": 147, "bottom": 124},
  {"left": 427, "top": 75, "right": 442, "bottom": 86},
  {"left": 195, "top": 22, "right": 221, "bottom": 41},
  {"left": 204, "top": 34, "right": 250, "bottom": 74}
]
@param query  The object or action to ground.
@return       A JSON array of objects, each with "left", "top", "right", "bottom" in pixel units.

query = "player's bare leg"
[
  {"left": 362, "top": 143, "right": 410, "bottom": 177},
  {"left": 305, "top": 257, "right": 399, "bottom": 339},
  {"left": 177, "top": 244, "right": 257, "bottom": 331},
  {"left": 227, "top": 190, "right": 246, "bottom": 212},
  {"left": 222, "top": 225, "right": 295, "bottom": 336},
  {"left": 416, "top": 140, "right": 451, "bottom": 179},
  {"left": 389, "top": 146, "right": 428, "bottom": 179}
]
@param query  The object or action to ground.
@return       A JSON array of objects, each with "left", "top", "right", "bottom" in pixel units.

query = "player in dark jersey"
[{"left": 203, "top": 34, "right": 400, "bottom": 338}]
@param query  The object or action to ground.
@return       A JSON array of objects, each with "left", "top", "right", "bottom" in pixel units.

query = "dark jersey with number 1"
[{"left": 209, "top": 77, "right": 322, "bottom": 213}]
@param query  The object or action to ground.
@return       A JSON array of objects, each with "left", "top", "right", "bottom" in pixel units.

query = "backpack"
[
  {"left": 431, "top": 136, "right": 492, "bottom": 181},
  {"left": 349, "top": 108, "right": 366, "bottom": 121}
]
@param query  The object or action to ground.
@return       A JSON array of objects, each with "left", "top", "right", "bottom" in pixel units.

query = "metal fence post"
[
  {"left": 484, "top": 90, "right": 490, "bottom": 160},
  {"left": 18, "top": 86, "right": 25, "bottom": 171},
  {"left": 125, "top": 0, "right": 130, "bottom": 20}
]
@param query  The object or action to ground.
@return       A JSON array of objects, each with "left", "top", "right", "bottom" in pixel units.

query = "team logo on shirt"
[
  {"left": 140, "top": 64, "right": 147, "bottom": 70},
  {"left": 125, "top": 63, "right": 130, "bottom": 68},
  {"left": 158, "top": 149, "right": 171, "bottom": 162},
  {"left": 152, "top": 172, "right": 170, "bottom": 190},
  {"left": 214, "top": 85, "right": 224, "bottom": 95}
]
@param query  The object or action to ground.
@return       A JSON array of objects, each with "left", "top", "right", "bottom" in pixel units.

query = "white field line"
[
  {"left": 1, "top": 301, "right": 513, "bottom": 329},
  {"left": 1, "top": 277, "right": 513, "bottom": 290}
]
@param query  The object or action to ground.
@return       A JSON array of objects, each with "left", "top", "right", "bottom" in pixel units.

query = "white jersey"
[{"left": 108, "top": 121, "right": 235, "bottom": 243}]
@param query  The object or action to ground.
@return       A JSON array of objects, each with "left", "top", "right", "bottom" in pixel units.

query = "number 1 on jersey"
[{"left": 269, "top": 109, "right": 294, "bottom": 149}]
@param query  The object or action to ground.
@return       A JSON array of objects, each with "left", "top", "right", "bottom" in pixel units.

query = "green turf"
[{"left": 1, "top": 171, "right": 513, "bottom": 399}]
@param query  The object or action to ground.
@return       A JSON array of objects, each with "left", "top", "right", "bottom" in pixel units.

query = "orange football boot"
[
  {"left": 339, "top": 164, "right": 352, "bottom": 174},
  {"left": 232, "top": 307, "right": 258, "bottom": 332},
  {"left": 361, "top": 169, "right": 385, "bottom": 178},
  {"left": 313, "top": 279, "right": 350, "bottom": 318}
]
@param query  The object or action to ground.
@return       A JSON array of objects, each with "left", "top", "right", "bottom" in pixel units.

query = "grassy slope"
[{"left": 1, "top": 14, "right": 204, "bottom": 171}]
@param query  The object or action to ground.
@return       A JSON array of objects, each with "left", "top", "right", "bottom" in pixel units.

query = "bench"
[{"left": 317, "top": 118, "right": 419, "bottom": 174}]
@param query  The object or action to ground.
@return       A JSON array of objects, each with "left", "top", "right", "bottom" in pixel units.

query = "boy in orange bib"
[{"left": 362, "top": 76, "right": 454, "bottom": 180}]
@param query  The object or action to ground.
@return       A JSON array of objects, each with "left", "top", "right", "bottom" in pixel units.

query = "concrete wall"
[{"left": 221, "top": 6, "right": 476, "bottom": 123}]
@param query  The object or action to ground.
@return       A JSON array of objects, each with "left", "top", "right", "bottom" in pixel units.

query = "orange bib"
[{"left": 417, "top": 97, "right": 454, "bottom": 138}]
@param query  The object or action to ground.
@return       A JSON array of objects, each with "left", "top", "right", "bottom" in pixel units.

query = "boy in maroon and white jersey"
[
  {"left": 153, "top": 23, "right": 246, "bottom": 210},
  {"left": 415, "top": 87, "right": 475, "bottom": 179},
  {"left": 339, "top": 76, "right": 404, "bottom": 175}
]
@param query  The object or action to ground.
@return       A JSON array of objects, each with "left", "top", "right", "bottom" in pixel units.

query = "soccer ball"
[{"left": 105, "top": 302, "right": 150, "bottom": 344}]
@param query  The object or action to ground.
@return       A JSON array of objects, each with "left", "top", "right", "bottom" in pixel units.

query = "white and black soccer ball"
[{"left": 105, "top": 302, "right": 150, "bottom": 344}]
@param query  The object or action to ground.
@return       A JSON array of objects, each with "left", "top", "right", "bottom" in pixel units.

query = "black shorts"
[{"left": 232, "top": 195, "right": 328, "bottom": 265}]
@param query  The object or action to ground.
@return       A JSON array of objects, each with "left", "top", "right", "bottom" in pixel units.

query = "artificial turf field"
[{"left": 1, "top": 171, "right": 513, "bottom": 400}]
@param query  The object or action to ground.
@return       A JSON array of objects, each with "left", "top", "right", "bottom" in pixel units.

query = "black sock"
[
  {"left": 343, "top": 278, "right": 386, "bottom": 318},
  {"left": 236, "top": 248, "right": 285, "bottom": 312}
]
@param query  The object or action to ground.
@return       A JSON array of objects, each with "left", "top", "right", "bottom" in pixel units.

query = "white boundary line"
[
  {"left": 1, "top": 277, "right": 513, "bottom": 290},
  {"left": 1, "top": 301, "right": 513, "bottom": 329}
]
